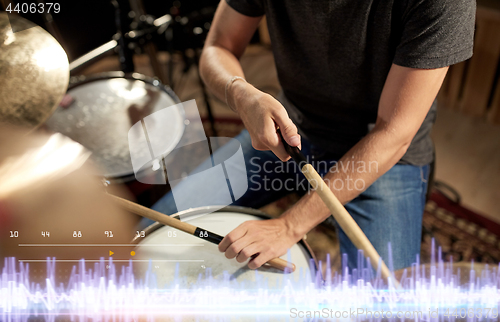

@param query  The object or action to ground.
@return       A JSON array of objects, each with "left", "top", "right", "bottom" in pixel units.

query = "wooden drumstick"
[
  {"left": 278, "top": 130, "right": 398, "bottom": 285},
  {"left": 109, "top": 195, "right": 296, "bottom": 272}
]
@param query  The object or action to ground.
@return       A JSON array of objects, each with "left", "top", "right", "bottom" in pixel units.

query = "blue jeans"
[{"left": 148, "top": 129, "right": 429, "bottom": 272}]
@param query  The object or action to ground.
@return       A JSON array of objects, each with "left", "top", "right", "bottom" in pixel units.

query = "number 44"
[{"left": 5, "top": 3, "right": 20, "bottom": 13}]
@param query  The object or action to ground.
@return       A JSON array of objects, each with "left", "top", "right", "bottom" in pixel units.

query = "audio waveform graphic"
[{"left": 1, "top": 245, "right": 500, "bottom": 321}]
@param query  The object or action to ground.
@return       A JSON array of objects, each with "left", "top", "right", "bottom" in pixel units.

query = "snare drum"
[
  {"left": 44, "top": 72, "right": 184, "bottom": 184},
  {"left": 133, "top": 206, "right": 317, "bottom": 288}
]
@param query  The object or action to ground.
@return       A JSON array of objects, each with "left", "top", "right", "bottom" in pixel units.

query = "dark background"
[{"left": 3, "top": 0, "right": 221, "bottom": 60}]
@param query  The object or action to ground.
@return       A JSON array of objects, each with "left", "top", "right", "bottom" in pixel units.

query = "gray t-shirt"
[{"left": 226, "top": 0, "right": 475, "bottom": 165}]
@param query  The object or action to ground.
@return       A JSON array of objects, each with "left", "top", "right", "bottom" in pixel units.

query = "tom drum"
[{"left": 133, "top": 206, "right": 317, "bottom": 288}]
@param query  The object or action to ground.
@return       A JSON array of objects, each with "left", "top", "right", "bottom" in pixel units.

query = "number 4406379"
[
  {"left": 444, "top": 308, "right": 498, "bottom": 319},
  {"left": 6, "top": 2, "right": 60, "bottom": 14}
]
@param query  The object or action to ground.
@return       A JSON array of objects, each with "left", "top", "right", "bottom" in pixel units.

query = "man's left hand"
[{"left": 218, "top": 217, "right": 300, "bottom": 269}]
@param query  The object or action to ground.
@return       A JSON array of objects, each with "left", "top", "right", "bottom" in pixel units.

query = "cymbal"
[
  {"left": 0, "top": 124, "right": 139, "bottom": 283},
  {"left": 0, "top": 13, "right": 69, "bottom": 131}
]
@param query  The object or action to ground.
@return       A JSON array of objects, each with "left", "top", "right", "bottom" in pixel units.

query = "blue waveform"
[{"left": 1, "top": 244, "right": 499, "bottom": 321}]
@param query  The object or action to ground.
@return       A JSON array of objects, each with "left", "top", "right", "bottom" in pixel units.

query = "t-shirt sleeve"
[
  {"left": 225, "top": 0, "right": 265, "bottom": 17},
  {"left": 393, "top": 0, "right": 476, "bottom": 69}
]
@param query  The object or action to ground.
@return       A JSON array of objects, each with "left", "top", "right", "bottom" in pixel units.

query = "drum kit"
[
  {"left": 0, "top": 8, "right": 308, "bottom": 286},
  {"left": 0, "top": 4, "right": 489, "bottom": 297}
]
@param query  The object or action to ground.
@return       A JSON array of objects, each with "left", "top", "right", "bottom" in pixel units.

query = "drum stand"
[
  {"left": 127, "top": 0, "right": 169, "bottom": 85},
  {"left": 175, "top": 48, "right": 218, "bottom": 136},
  {"left": 68, "top": 0, "right": 219, "bottom": 136},
  {"left": 69, "top": 0, "right": 171, "bottom": 84}
]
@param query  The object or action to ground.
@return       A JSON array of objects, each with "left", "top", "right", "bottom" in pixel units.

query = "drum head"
[
  {"left": 134, "top": 207, "right": 314, "bottom": 288},
  {"left": 45, "top": 73, "right": 184, "bottom": 179}
]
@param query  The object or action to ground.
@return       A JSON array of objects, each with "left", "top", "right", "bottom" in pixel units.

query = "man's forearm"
[
  {"left": 198, "top": 1, "right": 262, "bottom": 105},
  {"left": 280, "top": 64, "right": 448, "bottom": 239},
  {"left": 199, "top": 45, "right": 246, "bottom": 103},
  {"left": 281, "top": 124, "right": 412, "bottom": 238}
]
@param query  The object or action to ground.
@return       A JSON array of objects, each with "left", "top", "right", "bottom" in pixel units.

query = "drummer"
[{"left": 152, "top": 0, "right": 475, "bottom": 271}]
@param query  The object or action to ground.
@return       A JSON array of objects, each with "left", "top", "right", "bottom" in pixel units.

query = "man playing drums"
[{"left": 153, "top": 0, "right": 475, "bottom": 271}]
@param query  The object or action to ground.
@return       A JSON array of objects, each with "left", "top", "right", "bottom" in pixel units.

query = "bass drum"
[
  {"left": 44, "top": 72, "right": 184, "bottom": 200},
  {"left": 133, "top": 206, "right": 318, "bottom": 288}
]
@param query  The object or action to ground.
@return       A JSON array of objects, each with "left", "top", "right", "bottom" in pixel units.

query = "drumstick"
[
  {"left": 109, "top": 195, "right": 296, "bottom": 272},
  {"left": 278, "top": 130, "right": 398, "bottom": 285}
]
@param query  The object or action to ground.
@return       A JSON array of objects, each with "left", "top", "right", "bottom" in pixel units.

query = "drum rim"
[
  {"left": 63, "top": 71, "right": 183, "bottom": 181},
  {"left": 133, "top": 205, "right": 319, "bottom": 271},
  {"left": 68, "top": 71, "right": 180, "bottom": 106}
]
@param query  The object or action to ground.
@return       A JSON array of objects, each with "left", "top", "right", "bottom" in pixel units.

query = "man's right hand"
[
  {"left": 198, "top": 0, "right": 300, "bottom": 161},
  {"left": 229, "top": 80, "right": 301, "bottom": 161}
]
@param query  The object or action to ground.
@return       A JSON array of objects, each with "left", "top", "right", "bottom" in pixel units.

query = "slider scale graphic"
[
  {"left": 15, "top": 241, "right": 204, "bottom": 262},
  {"left": 11, "top": 227, "right": 202, "bottom": 265}
]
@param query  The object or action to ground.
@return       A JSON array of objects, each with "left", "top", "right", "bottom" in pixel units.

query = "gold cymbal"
[
  {"left": 0, "top": 124, "right": 139, "bottom": 284},
  {"left": 0, "top": 13, "right": 69, "bottom": 130}
]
